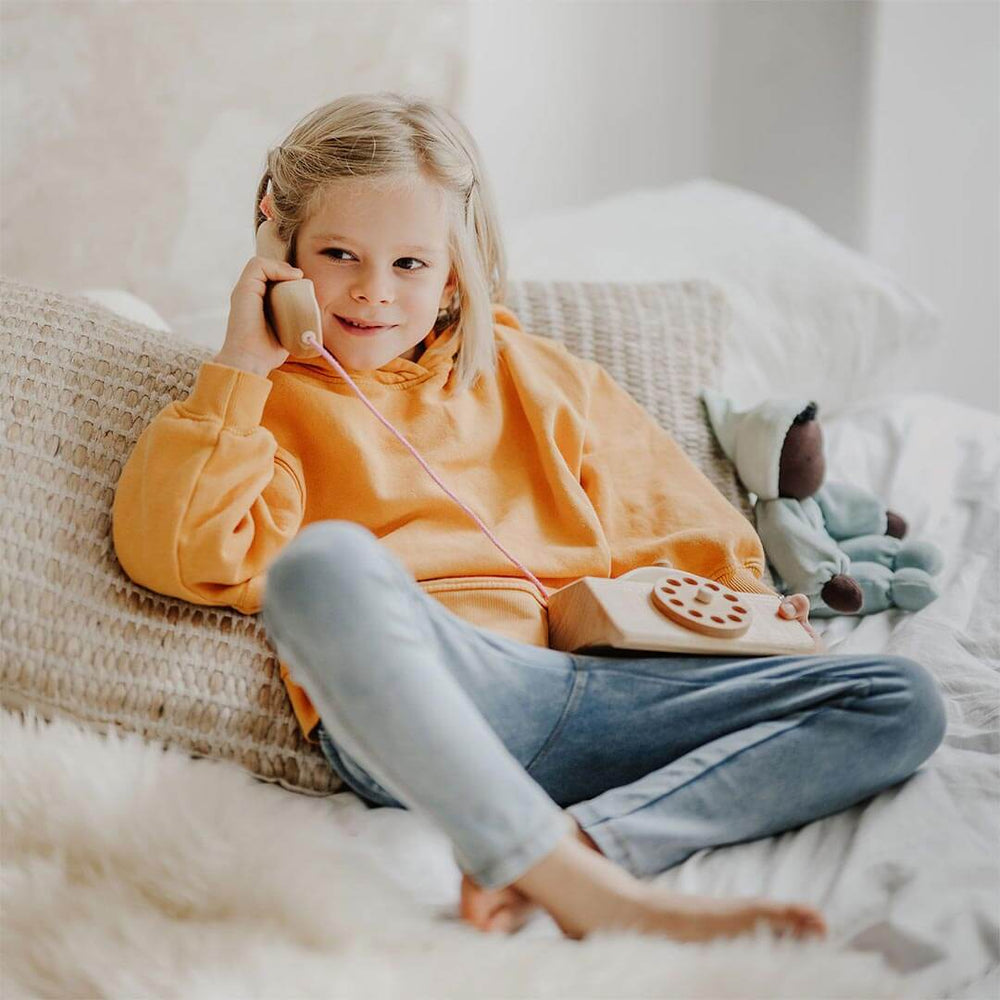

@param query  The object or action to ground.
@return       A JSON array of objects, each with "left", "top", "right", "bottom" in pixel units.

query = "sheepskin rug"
[{"left": 1, "top": 708, "right": 908, "bottom": 999}]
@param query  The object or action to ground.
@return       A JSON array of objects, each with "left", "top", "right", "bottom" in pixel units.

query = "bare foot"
[
  {"left": 459, "top": 814, "right": 600, "bottom": 934},
  {"left": 511, "top": 831, "right": 828, "bottom": 944},
  {"left": 581, "top": 888, "right": 828, "bottom": 944}
]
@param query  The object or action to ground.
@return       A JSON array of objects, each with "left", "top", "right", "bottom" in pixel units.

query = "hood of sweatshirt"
[{"left": 277, "top": 319, "right": 463, "bottom": 388}]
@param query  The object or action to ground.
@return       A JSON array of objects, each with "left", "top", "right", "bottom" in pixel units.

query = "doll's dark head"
[{"left": 778, "top": 402, "right": 825, "bottom": 499}]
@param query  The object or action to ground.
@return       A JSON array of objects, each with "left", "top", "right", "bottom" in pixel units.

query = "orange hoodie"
[{"left": 112, "top": 305, "right": 775, "bottom": 744}]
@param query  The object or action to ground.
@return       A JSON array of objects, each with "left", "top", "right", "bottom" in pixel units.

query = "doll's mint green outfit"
[{"left": 700, "top": 392, "right": 943, "bottom": 618}]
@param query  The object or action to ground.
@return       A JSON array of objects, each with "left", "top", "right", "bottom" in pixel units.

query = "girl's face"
[{"left": 294, "top": 174, "right": 458, "bottom": 371}]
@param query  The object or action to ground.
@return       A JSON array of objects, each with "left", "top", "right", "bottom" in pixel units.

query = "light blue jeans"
[{"left": 261, "top": 520, "right": 947, "bottom": 891}]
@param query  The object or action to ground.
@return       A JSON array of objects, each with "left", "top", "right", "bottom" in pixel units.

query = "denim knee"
[
  {"left": 883, "top": 655, "right": 948, "bottom": 775},
  {"left": 263, "top": 519, "right": 384, "bottom": 627}
]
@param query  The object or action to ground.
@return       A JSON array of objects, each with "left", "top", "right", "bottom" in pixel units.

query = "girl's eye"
[{"left": 322, "top": 248, "right": 426, "bottom": 271}]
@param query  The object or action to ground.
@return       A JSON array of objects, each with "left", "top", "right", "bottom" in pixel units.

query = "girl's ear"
[{"left": 440, "top": 268, "right": 458, "bottom": 307}]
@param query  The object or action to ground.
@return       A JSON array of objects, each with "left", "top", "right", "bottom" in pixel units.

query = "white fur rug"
[{"left": 1, "top": 708, "right": 909, "bottom": 999}]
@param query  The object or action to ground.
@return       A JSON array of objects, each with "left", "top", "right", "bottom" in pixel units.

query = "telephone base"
[{"left": 547, "top": 571, "right": 816, "bottom": 657}]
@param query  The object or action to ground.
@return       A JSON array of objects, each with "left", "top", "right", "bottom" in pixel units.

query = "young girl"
[{"left": 112, "top": 92, "right": 946, "bottom": 943}]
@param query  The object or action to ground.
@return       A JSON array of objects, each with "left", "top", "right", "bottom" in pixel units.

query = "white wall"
[
  {"left": 460, "top": 0, "right": 716, "bottom": 226},
  {"left": 864, "top": 0, "right": 999, "bottom": 411},
  {"left": 708, "top": 0, "right": 873, "bottom": 249}
]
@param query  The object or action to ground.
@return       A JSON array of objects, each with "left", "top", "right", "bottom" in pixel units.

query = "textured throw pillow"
[{"left": 0, "top": 274, "right": 762, "bottom": 796}]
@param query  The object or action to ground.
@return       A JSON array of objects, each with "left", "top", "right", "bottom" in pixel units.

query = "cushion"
[
  {"left": 505, "top": 179, "right": 942, "bottom": 417},
  {"left": 79, "top": 289, "right": 173, "bottom": 333},
  {"left": 0, "top": 274, "right": 763, "bottom": 796}
]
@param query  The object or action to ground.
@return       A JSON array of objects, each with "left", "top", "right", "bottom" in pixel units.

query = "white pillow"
[
  {"left": 79, "top": 289, "right": 173, "bottom": 332},
  {"left": 505, "top": 179, "right": 942, "bottom": 416}
]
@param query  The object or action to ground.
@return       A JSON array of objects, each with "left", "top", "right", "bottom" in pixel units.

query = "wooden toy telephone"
[
  {"left": 546, "top": 565, "right": 816, "bottom": 656},
  {"left": 253, "top": 220, "right": 816, "bottom": 658},
  {"left": 256, "top": 220, "right": 325, "bottom": 360}
]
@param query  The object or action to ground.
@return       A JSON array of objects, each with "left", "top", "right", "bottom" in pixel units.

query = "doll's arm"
[{"left": 812, "top": 481, "right": 887, "bottom": 541}]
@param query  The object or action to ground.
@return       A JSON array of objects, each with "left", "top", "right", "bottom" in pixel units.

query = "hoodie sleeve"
[
  {"left": 111, "top": 362, "right": 305, "bottom": 614},
  {"left": 579, "top": 361, "right": 777, "bottom": 595}
]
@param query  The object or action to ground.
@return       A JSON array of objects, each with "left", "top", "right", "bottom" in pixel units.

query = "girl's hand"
[
  {"left": 215, "top": 255, "right": 305, "bottom": 375},
  {"left": 777, "top": 593, "right": 825, "bottom": 652}
]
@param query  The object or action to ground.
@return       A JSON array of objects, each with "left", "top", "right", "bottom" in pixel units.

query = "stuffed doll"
[{"left": 700, "top": 391, "right": 943, "bottom": 618}]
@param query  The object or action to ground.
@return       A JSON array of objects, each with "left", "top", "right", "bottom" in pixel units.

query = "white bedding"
[{"left": 294, "top": 390, "right": 999, "bottom": 997}]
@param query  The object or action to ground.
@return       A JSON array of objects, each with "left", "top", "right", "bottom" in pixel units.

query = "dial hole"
[
  {"left": 711, "top": 616, "right": 724, "bottom": 623},
  {"left": 728, "top": 614, "right": 742, "bottom": 622},
  {"left": 667, "top": 579, "right": 681, "bottom": 587},
  {"left": 683, "top": 577, "right": 698, "bottom": 585},
  {"left": 670, "top": 599, "right": 683, "bottom": 607},
  {"left": 690, "top": 610, "right": 703, "bottom": 617},
  {"left": 706, "top": 583, "right": 719, "bottom": 591},
  {"left": 724, "top": 594, "right": 738, "bottom": 602},
  {"left": 733, "top": 606, "right": 747, "bottom": 614},
  {"left": 660, "top": 586, "right": 676, "bottom": 594}
]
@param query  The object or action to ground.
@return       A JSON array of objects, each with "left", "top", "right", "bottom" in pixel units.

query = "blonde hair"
[{"left": 255, "top": 92, "right": 506, "bottom": 393}]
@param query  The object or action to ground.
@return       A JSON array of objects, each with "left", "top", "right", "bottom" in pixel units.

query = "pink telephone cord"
[{"left": 302, "top": 332, "right": 550, "bottom": 604}]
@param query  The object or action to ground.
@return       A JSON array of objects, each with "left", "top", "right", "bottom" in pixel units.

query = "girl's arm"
[{"left": 111, "top": 361, "right": 305, "bottom": 614}]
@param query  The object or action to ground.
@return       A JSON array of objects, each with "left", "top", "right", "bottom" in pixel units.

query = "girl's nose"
[{"left": 352, "top": 270, "right": 394, "bottom": 305}]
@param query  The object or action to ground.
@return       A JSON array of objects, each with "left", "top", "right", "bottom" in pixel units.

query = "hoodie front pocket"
[{"left": 418, "top": 575, "right": 550, "bottom": 649}]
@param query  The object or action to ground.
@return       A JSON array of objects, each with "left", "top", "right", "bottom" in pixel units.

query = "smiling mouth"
[{"left": 335, "top": 315, "right": 396, "bottom": 335}]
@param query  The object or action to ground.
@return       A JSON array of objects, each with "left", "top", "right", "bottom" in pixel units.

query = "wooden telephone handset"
[{"left": 255, "top": 219, "right": 325, "bottom": 360}]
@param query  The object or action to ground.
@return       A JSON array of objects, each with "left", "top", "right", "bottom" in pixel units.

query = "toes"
[
  {"left": 478, "top": 900, "right": 535, "bottom": 935},
  {"left": 485, "top": 906, "right": 527, "bottom": 934},
  {"left": 460, "top": 877, "right": 537, "bottom": 935},
  {"left": 775, "top": 905, "right": 827, "bottom": 939},
  {"left": 482, "top": 909, "right": 511, "bottom": 933},
  {"left": 790, "top": 906, "right": 827, "bottom": 937},
  {"left": 459, "top": 882, "right": 496, "bottom": 926}
]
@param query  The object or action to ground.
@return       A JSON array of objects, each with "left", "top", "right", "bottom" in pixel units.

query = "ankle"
[
  {"left": 511, "top": 832, "right": 648, "bottom": 939},
  {"left": 512, "top": 826, "right": 642, "bottom": 906}
]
